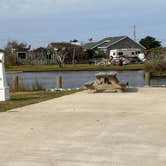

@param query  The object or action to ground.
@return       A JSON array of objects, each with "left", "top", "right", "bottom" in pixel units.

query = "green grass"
[
  {"left": 0, "top": 90, "right": 81, "bottom": 112},
  {"left": 6, "top": 64, "right": 144, "bottom": 72},
  {"left": 151, "top": 71, "right": 166, "bottom": 77}
]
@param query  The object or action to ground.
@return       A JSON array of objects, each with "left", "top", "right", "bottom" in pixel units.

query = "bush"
[
  {"left": 5, "top": 52, "right": 16, "bottom": 65},
  {"left": 144, "top": 53, "right": 166, "bottom": 72}
]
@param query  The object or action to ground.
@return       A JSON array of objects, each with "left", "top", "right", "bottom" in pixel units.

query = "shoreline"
[
  {"left": 6, "top": 68, "right": 144, "bottom": 73},
  {"left": 6, "top": 64, "right": 144, "bottom": 73}
]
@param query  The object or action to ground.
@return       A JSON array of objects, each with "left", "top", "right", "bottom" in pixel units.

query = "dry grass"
[
  {"left": 145, "top": 54, "right": 166, "bottom": 72},
  {"left": 0, "top": 90, "right": 81, "bottom": 112}
]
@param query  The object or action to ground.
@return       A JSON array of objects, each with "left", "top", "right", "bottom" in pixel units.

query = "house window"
[
  {"left": 47, "top": 54, "right": 52, "bottom": 60},
  {"left": 138, "top": 51, "right": 141, "bottom": 54},
  {"left": 118, "top": 52, "right": 123, "bottom": 56},
  {"left": 132, "top": 52, "right": 135, "bottom": 55},
  {"left": 18, "top": 52, "right": 26, "bottom": 59},
  {"left": 113, "top": 52, "right": 116, "bottom": 55}
]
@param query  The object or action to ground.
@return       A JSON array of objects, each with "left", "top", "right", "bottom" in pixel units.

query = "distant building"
[
  {"left": 13, "top": 41, "right": 85, "bottom": 65},
  {"left": 84, "top": 36, "right": 146, "bottom": 59},
  {"left": 15, "top": 47, "right": 57, "bottom": 65}
]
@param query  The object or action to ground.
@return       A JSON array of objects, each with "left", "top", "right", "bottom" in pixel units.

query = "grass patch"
[
  {"left": 0, "top": 90, "right": 81, "bottom": 112},
  {"left": 6, "top": 64, "right": 144, "bottom": 72}
]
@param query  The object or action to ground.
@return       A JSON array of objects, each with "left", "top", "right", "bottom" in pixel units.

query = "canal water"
[{"left": 6, "top": 70, "right": 166, "bottom": 90}]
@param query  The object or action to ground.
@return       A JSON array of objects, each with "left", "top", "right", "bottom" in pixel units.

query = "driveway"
[{"left": 0, "top": 88, "right": 166, "bottom": 166}]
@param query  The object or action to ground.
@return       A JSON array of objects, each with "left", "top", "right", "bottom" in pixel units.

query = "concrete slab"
[{"left": 0, "top": 88, "right": 166, "bottom": 166}]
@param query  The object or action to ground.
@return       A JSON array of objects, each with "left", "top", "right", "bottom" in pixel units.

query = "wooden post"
[
  {"left": 145, "top": 72, "right": 151, "bottom": 86},
  {"left": 72, "top": 47, "right": 75, "bottom": 65},
  {"left": 57, "top": 75, "right": 62, "bottom": 89},
  {"left": 12, "top": 76, "right": 20, "bottom": 92}
]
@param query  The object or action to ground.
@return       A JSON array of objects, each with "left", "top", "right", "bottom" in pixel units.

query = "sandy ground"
[{"left": 0, "top": 87, "right": 166, "bottom": 166}]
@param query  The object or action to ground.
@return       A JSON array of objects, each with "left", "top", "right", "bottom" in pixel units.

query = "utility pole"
[{"left": 133, "top": 24, "right": 136, "bottom": 41}]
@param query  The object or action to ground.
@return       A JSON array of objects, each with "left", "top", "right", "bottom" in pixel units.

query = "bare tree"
[
  {"left": 5, "top": 40, "right": 30, "bottom": 53},
  {"left": 47, "top": 47, "right": 67, "bottom": 67},
  {"left": 4, "top": 40, "right": 30, "bottom": 65}
]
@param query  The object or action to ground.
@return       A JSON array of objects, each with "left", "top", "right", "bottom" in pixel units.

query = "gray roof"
[
  {"left": 83, "top": 42, "right": 98, "bottom": 50},
  {"left": 84, "top": 36, "right": 126, "bottom": 50}
]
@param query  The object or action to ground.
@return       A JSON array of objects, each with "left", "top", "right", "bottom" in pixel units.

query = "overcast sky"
[{"left": 0, "top": 0, "right": 165, "bottom": 48}]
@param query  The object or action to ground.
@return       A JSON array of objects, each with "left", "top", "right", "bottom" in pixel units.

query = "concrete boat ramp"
[{"left": 0, "top": 88, "right": 166, "bottom": 166}]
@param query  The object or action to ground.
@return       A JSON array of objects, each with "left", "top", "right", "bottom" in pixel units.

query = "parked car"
[
  {"left": 120, "top": 57, "right": 130, "bottom": 65},
  {"left": 123, "top": 59, "right": 130, "bottom": 65},
  {"left": 127, "top": 57, "right": 141, "bottom": 63}
]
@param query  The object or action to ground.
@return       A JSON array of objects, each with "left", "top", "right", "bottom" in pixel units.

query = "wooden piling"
[
  {"left": 12, "top": 76, "right": 20, "bottom": 92},
  {"left": 56, "top": 75, "right": 62, "bottom": 89},
  {"left": 145, "top": 72, "right": 151, "bottom": 86}
]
